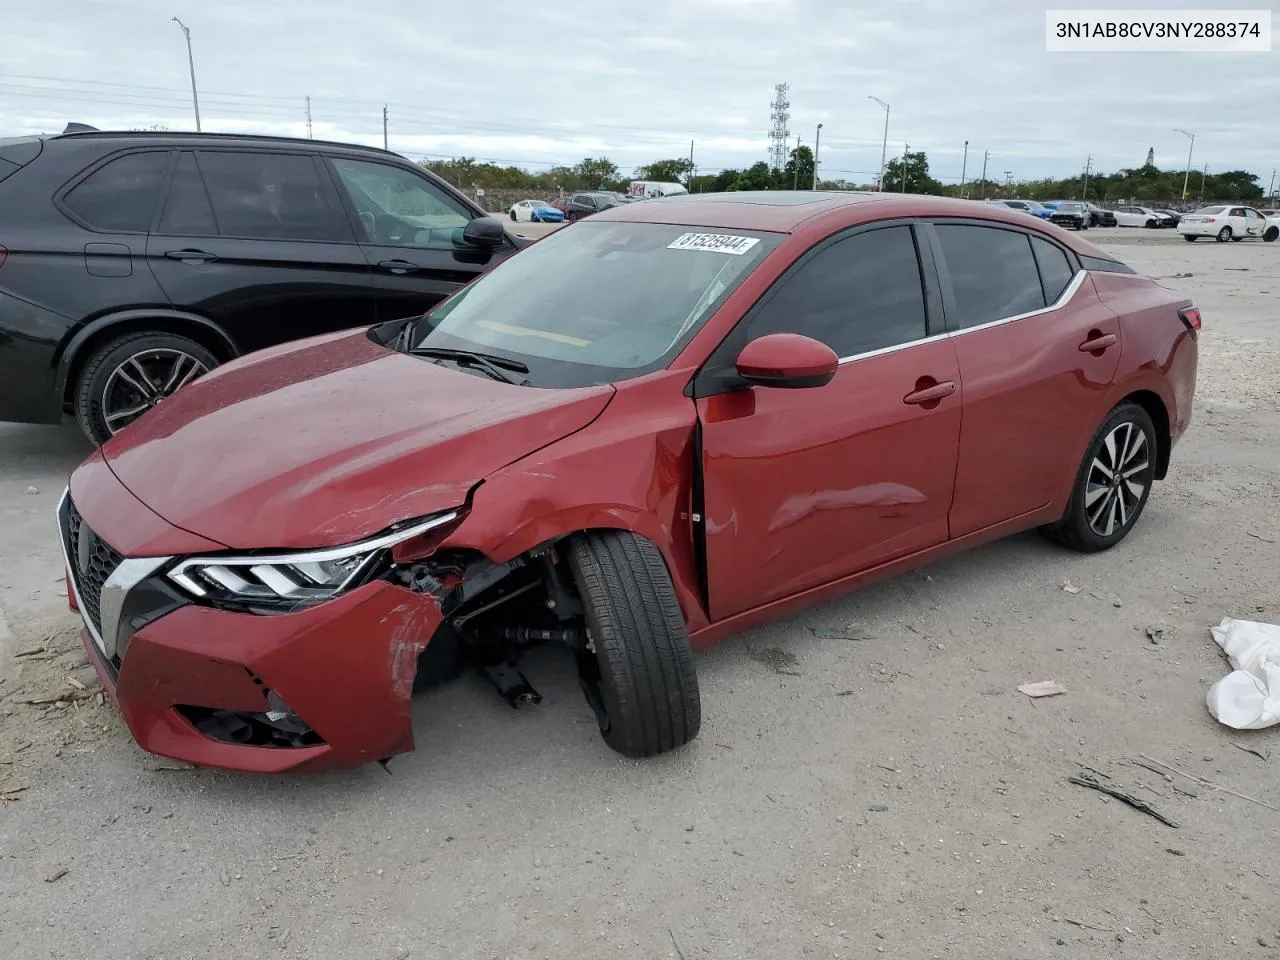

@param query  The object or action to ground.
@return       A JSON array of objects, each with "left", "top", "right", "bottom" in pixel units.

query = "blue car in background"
[
  {"left": 989, "top": 198, "right": 1054, "bottom": 219},
  {"left": 508, "top": 199, "right": 566, "bottom": 223}
]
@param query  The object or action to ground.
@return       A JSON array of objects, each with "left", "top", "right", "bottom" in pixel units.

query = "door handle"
[
  {"left": 1078, "top": 332, "right": 1117, "bottom": 353},
  {"left": 164, "top": 249, "right": 217, "bottom": 263},
  {"left": 377, "top": 259, "right": 420, "bottom": 274},
  {"left": 903, "top": 380, "right": 956, "bottom": 406}
]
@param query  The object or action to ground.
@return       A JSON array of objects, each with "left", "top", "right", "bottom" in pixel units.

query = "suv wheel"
[{"left": 75, "top": 331, "right": 218, "bottom": 444}]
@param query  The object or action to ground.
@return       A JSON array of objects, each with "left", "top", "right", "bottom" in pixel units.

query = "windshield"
[
  {"left": 414, "top": 221, "right": 782, "bottom": 387},
  {"left": 1193, "top": 206, "right": 1227, "bottom": 215}
]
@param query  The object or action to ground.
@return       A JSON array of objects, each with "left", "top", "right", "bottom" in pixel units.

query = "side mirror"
[
  {"left": 461, "top": 216, "right": 506, "bottom": 249},
  {"left": 735, "top": 333, "right": 839, "bottom": 389}
]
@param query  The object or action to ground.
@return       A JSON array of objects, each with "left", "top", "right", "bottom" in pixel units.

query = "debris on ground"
[
  {"left": 1067, "top": 774, "right": 1180, "bottom": 828},
  {"left": 1138, "top": 754, "right": 1280, "bottom": 813},
  {"left": 1019, "top": 680, "right": 1067, "bottom": 698},
  {"left": 1061, "top": 580, "right": 1082, "bottom": 595},
  {"left": 1205, "top": 617, "right": 1280, "bottom": 730},
  {"left": 809, "top": 623, "right": 875, "bottom": 641},
  {"left": 25, "top": 486, "right": 38, "bottom": 495},
  {"left": 44, "top": 867, "right": 68, "bottom": 883},
  {"left": 1232, "top": 743, "right": 1268, "bottom": 762},
  {"left": 1144, "top": 625, "right": 1167, "bottom": 645}
]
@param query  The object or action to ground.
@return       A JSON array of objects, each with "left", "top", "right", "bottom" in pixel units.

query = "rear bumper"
[{"left": 0, "top": 290, "right": 67, "bottom": 424}]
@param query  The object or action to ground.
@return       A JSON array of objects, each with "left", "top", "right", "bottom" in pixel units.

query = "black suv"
[{"left": 0, "top": 130, "right": 523, "bottom": 443}]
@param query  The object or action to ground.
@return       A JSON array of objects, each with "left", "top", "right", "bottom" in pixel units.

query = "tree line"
[{"left": 423, "top": 148, "right": 1269, "bottom": 204}]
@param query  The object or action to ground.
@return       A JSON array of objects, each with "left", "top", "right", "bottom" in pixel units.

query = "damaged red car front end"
[{"left": 58, "top": 454, "right": 453, "bottom": 774}]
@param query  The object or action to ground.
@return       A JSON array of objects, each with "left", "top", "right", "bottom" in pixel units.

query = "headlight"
[{"left": 166, "top": 510, "right": 461, "bottom": 609}]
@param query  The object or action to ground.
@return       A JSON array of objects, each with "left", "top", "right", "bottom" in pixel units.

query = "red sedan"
[{"left": 59, "top": 192, "right": 1199, "bottom": 773}]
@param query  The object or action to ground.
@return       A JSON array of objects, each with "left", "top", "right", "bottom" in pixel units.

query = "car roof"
[
  {"left": 46, "top": 129, "right": 397, "bottom": 157},
  {"left": 591, "top": 190, "right": 1119, "bottom": 256}
]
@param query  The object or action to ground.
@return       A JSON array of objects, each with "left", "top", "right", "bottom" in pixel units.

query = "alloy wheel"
[
  {"left": 1084, "top": 421, "right": 1150, "bottom": 537},
  {"left": 101, "top": 348, "right": 209, "bottom": 435}
]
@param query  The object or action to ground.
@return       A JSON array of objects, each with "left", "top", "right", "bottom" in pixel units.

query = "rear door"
[
  {"left": 145, "top": 149, "right": 375, "bottom": 353},
  {"left": 696, "top": 222, "right": 962, "bottom": 620},
  {"left": 928, "top": 221, "right": 1121, "bottom": 537},
  {"left": 1241, "top": 208, "right": 1266, "bottom": 238},
  {"left": 324, "top": 156, "right": 512, "bottom": 322}
]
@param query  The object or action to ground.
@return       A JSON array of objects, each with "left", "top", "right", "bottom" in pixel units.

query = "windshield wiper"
[{"left": 408, "top": 346, "right": 530, "bottom": 385}]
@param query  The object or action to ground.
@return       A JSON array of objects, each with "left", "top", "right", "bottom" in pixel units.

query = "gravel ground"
[{"left": 2, "top": 228, "right": 1278, "bottom": 960}]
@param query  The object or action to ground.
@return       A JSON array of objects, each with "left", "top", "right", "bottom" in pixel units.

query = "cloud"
[{"left": 2, "top": 0, "right": 1276, "bottom": 182}]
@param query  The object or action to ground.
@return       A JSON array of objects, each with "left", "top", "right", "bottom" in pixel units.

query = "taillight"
[
  {"left": 0, "top": 244, "right": 7, "bottom": 269},
  {"left": 1178, "top": 306, "right": 1201, "bottom": 338},
  {"left": 1203, "top": 217, "right": 1216, "bottom": 222}
]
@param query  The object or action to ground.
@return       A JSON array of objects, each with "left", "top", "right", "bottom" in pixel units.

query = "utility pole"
[
  {"left": 793, "top": 134, "right": 801, "bottom": 189},
  {"left": 171, "top": 17, "right": 201, "bottom": 132},
  {"left": 868, "top": 97, "right": 889, "bottom": 190},
  {"left": 382, "top": 105, "right": 388, "bottom": 151},
  {"left": 1199, "top": 161, "right": 1208, "bottom": 201},
  {"left": 813, "top": 123, "right": 823, "bottom": 190},
  {"left": 959, "top": 140, "right": 969, "bottom": 198},
  {"left": 980, "top": 149, "right": 989, "bottom": 198},
  {"left": 1081, "top": 155, "right": 1092, "bottom": 200},
  {"left": 1174, "top": 128, "right": 1194, "bottom": 200},
  {"left": 688, "top": 139, "right": 695, "bottom": 186},
  {"left": 1268, "top": 168, "right": 1277, "bottom": 201},
  {"left": 305, "top": 96, "right": 313, "bottom": 139},
  {"left": 1004, "top": 170, "right": 1013, "bottom": 195}
]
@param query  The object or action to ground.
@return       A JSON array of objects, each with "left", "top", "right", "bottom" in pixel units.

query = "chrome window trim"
[
  {"left": 834, "top": 269, "right": 1088, "bottom": 366},
  {"left": 166, "top": 510, "right": 460, "bottom": 598}
]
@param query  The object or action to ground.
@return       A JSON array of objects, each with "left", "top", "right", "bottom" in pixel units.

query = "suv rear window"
[{"left": 62, "top": 151, "right": 170, "bottom": 232}]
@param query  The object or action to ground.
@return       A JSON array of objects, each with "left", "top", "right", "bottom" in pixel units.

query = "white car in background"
[
  {"left": 507, "top": 199, "right": 566, "bottom": 223},
  {"left": 1177, "top": 205, "right": 1278, "bottom": 242},
  {"left": 1112, "top": 205, "right": 1173, "bottom": 228}
]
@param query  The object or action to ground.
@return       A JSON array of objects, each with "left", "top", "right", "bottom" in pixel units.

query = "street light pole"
[
  {"left": 171, "top": 17, "right": 201, "bottom": 132},
  {"left": 1174, "top": 128, "right": 1194, "bottom": 200},
  {"left": 868, "top": 96, "right": 889, "bottom": 190},
  {"left": 812, "top": 123, "right": 823, "bottom": 190},
  {"left": 959, "top": 140, "right": 969, "bottom": 197}
]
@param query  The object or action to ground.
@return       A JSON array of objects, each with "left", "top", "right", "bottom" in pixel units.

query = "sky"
[{"left": 2, "top": 0, "right": 1277, "bottom": 186}]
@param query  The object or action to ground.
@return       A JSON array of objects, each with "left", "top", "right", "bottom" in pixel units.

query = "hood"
[{"left": 101, "top": 328, "right": 614, "bottom": 550}]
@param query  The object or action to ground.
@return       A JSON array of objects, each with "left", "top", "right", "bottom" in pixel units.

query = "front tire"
[
  {"left": 1183, "top": 234, "right": 1197, "bottom": 242},
  {"left": 566, "top": 530, "right": 701, "bottom": 759},
  {"left": 509, "top": 210, "right": 517, "bottom": 221},
  {"left": 1265, "top": 226, "right": 1279, "bottom": 242},
  {"left": 1040, "top": 402, "right": 1158, "bottom": 553},
  {"left": 74, "top": 331, "right": 218, "bottom": 445}
]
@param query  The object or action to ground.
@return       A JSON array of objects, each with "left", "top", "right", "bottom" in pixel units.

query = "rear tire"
[
  {"left": 74, "top": 331, "right": 218, "bottom": 445},
  {"left": 1040, "top": 402, "right": 1158, "bottom": 553},
  {"left": 566, "top": 530, "right": 701, "bottom": 759},
  {"left": 1183, "top": 234, "right": 1197, "bottom": 242},
  {"left": 1217, "top": 226, "right": 1232, "bottom": 242}
]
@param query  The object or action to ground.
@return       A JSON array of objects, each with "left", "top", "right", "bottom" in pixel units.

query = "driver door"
[{"left": 324, "top": 156, "right": 509, "bottom": 321}]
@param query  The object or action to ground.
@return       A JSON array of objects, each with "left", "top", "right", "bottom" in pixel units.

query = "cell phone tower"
[{"left": 768, "top": 83, "right": 791, "bottom": 172}]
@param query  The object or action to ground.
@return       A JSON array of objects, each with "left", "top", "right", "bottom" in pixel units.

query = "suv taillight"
[{"left": 1178, "top": 306, "right": 1201, "bottom": 338}]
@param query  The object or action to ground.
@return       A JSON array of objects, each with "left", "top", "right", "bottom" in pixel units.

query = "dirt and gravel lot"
[{"left": 2, "top": 228, "right": 1278, "bottom": 960}]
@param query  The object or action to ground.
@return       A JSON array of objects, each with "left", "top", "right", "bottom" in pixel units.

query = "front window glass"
[
  {"left": 331, "top": 158, "right": 470, "bottom": 247},
  {"left": 415, "top": 221, "right": 781, "bottom": 387}
]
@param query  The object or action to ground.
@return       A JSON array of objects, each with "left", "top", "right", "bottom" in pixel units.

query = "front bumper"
[{"left": 59, "top": 489, "right": 445, "bottom": 774}]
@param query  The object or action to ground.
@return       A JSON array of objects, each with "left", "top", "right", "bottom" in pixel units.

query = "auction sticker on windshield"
[{"left": 667, "top": 233, "right": 761, "bottom": 255}]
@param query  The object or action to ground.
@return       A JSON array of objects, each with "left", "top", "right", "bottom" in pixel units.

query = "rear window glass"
[
  {"left": 62, "top": 151, "right": 169, "bottom": 232},
  {"left": 1193, "top": 206, "right": 1227, "bottom": 215}
]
